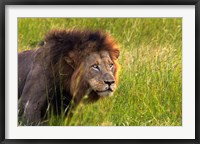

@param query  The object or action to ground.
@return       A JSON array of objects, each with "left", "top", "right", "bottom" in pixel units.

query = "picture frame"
[{"left": 0, "top": 0, "right": 199, "bottom": 143}]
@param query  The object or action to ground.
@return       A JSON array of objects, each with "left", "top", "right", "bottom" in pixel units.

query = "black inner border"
[{"left": 0, "top": 0, "right": 199, "bottom": 144}]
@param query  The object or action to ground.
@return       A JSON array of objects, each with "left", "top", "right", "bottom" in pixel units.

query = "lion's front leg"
[
  {"left": 65, "top": 95, "right": 82, "bottom": 125},
  {"left": 65, "top": 89, "right": 88, "bottom": 125},
  {"left": 22, "top": 101, "right": 45, "bottom": 125},
  {"left": 20, "top": 64, "right": 48, "bottom": 125}
]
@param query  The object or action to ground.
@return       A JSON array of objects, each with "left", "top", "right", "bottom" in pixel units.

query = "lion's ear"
[{"left": 64, "top": 57, "right": 75, "bottom": 69}]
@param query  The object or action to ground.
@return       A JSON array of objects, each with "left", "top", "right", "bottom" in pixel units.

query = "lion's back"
[{"left": 18, "top": 50, "right": 34, "bottom": 98}]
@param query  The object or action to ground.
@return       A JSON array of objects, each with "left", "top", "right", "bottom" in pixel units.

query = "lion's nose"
[{"left": 104, "top": 80, "right": 115, "bottom": 86}]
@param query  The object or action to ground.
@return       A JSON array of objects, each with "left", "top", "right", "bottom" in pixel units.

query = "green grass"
[{"left": 18, "top": 18, "right": 182, "bottom": 126}]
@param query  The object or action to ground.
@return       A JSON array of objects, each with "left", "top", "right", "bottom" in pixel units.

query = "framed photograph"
[{"left": 0, "top": 0, "right": 199, "bottom": 143}]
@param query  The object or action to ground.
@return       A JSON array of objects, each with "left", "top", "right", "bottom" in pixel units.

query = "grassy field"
[{"left": 18, "top": 18, "right": 182, "bottom": 126}]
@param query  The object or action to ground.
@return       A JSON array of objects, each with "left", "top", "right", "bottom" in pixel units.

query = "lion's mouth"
[
  {"left": 96, "top": 90, "right": 113, "bottom": 93},
  {"left": 95, "top": 88, "right": 114, "bottom": 96}
]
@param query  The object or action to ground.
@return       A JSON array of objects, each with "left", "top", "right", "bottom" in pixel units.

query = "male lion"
[{"left": 18, "top": 29, "right": 120, "bottom": 125}]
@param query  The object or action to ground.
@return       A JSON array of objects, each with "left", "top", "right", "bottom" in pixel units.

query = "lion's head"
[
  {"left": 86, "top": 50, "right": 117, "bottom": 96},
  {"left": 44, "top": 29, "right": 120, "bottom": 103},
  {"left": 73, "top": 50, "right": 118, "bottom": 97}
]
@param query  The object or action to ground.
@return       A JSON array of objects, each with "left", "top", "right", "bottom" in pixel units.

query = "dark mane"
[
  {"left": 45, "top": 29, "right": 106, "bottom": 45},
  {"left": 43, "top": 29, "right": 120, "bottom": 65}
]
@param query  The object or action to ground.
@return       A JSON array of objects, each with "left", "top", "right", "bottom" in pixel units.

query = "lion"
[{"left": 18, "top": 29, "right": 120, "bottom": 125}]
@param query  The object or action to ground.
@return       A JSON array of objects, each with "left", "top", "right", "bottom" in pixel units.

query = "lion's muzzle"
[{"left": 91, "top": 75, "right": 116, "bottom": 97}]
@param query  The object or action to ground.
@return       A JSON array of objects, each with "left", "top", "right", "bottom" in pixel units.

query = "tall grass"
[{"left": 18, "top": 18, "right": 182, "bottom": 126}]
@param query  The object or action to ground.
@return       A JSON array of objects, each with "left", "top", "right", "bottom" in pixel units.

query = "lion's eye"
[
  {"left": 109, "top": 63, "right": 114, "bottom": 69},
  {"left": 92, "top": 64, "right": 100, "bottom": 71}
]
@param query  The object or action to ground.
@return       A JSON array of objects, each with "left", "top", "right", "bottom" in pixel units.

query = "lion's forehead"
[
  {"left": 99, "top": 51, "right": 110, "bottom": 58},
  {"left": 86, "top": 51, "right": 111, "bottom": 63}
]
